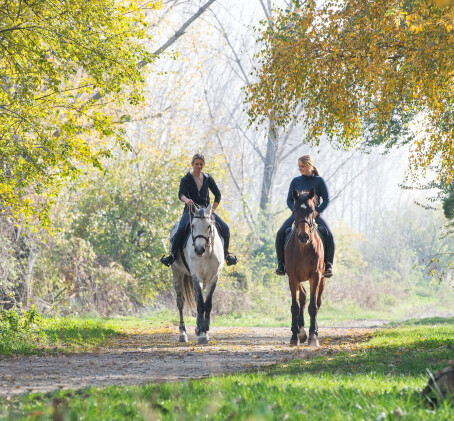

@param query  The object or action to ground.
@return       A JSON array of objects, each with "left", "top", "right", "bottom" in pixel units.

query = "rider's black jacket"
[{"left": 178, "top": 172, "right": 221, "bottom": 209}]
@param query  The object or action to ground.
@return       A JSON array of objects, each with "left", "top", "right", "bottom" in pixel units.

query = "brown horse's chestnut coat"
[{"left": 285, "top": 188, "right": 325, "bottom": 346}]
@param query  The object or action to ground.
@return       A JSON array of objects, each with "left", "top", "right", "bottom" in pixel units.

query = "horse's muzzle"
[
  {"left": 298, "top": 233, "right": 309, "bottom": 244},
  {"left": 195, "top": 246, "right": 206, "bottom": 256}
]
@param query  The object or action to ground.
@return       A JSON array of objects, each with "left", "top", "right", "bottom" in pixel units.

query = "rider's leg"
[
  {"left": 275, "top": 214, "right": 295, "bottom": 275},
  {"left": 213, "top": 214, "right": 237, "bottom": 266},
  {"left": 315, "top": 215, "right": 335, "bottom": 277},
  {"left": 160, "top": 212, "right": 190, "bottom": 266}
]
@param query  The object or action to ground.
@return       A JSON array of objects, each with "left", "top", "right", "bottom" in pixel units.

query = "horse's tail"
[{"left": 182, "top": 274, "right": 196, "bottom": 311}]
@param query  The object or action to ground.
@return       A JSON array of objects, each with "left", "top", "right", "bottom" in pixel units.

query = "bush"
[{"left": 0, "top": 307, "right": 41, "bottom": 354}]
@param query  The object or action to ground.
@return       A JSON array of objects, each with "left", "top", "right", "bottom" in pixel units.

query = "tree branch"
[{"left": 89, "top": 0, "right": 218, "bottom": 102}]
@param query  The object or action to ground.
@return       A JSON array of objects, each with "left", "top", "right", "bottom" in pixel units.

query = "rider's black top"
[
  {"left": 178, "top": 172, "right": 221, "bottom": 209},
  {"left": 286, "top": 174, "right": 330, "bottom": 214}
]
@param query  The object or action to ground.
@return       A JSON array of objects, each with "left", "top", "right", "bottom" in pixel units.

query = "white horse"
[{"left": 169, "top": 204, "right": 224, "bottom": 345}]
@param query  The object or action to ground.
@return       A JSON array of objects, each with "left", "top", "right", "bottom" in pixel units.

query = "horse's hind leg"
[
  {"left": 317, "top": 276, "right": 326, "bottom": 310},
  {"left": 173, "top": 269, "right": 188, "bottom": 342},
  {"left": 298, "top": 283, "right": 308, "bottom": 343},
  {"left": 308, "top": 274, "right": 321, "bottom": 347},
  {"left": 289, "top": 279, "right": 300, "bottom": 346}
]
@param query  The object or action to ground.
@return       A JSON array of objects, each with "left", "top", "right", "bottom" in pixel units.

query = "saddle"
[{"left": 284, "top": 224, "right": 327, "bottom": 251}]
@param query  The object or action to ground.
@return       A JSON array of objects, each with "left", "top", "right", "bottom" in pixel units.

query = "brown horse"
[{"left": 285, "top": 188, "right": 325, "bottom": 347}]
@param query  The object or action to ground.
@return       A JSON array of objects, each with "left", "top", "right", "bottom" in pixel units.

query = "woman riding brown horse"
[{"left": 285, "top": 188, "right": 325, "bottom": 346}]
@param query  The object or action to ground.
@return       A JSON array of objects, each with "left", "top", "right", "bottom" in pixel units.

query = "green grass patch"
[
  {"left": 2, "top": 319, "right": 453, "bottom": 420},
  {"left": 0, "top": 309, "right": 123, "bottom": 355}
]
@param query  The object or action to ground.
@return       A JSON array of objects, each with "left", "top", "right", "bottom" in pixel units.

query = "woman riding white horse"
[
  {"left": 161, "top": 153, "right": 236, "bottom": 344},
  {"left": 160, "top": 153, "right": 237, "bottom": 267}
]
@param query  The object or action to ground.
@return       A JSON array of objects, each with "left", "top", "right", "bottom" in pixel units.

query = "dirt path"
[{"left": 0, "top": 326, "right": 376, "bottom": 396}]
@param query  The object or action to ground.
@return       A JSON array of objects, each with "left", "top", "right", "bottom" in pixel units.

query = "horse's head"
[
  {"left": 292, "top": 188, "right": 318, "bottom": 244},
  {"left": 190, "top": 204, "right": 214, "bottom": 256}
]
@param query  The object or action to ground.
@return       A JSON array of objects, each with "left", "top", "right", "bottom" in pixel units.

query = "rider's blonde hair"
[{"left": 298, "top": 155, "right": 320, "bottom": 176}]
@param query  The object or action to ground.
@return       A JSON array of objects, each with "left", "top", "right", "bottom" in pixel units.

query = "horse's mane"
[
  {"left": 194, "top": 207, "right": 214, "bottom": 220},
  {"left": 299, "top": 191, "right": 319, "bottom": 207}
]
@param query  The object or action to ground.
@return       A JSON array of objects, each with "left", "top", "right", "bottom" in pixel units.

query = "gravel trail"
[{"left": 0, "top": 326, "right": 377, "bottom": 396}]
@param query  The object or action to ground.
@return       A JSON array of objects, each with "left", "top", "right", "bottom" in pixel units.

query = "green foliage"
[
  {"left": 0, "top": 306, "right": 42, "bottom": 354},
  {"left": 0, "top": 0, "right": 160, "bottom": 224},
  {"left": 69, "top": 148, "right": 191, "bottom": 300},
  {"left": 0, "top": 308, "right": 122, "bottom": 355},
  {"left": 2, "top": 321, "right": 454, "bottom": 419}
]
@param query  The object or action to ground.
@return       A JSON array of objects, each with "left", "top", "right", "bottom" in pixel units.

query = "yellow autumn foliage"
[{"left": 247, "top": 0, "right": 454, "bottom": 185}]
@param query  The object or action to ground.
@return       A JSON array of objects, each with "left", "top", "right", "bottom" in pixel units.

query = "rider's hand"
[
  {"left": 314, "top": 211, "right": 319, "bottom": 218},
  {"left": 185, "top": 199, "right": 194, "bottom": 206}
]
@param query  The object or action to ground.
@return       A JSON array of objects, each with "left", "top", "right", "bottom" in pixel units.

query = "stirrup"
[
  {"left": 160, "top": 254, "right": 175, "bottom": 267},
  {"left": 225, "top": 252, "right": 238, "bottom": 266}
]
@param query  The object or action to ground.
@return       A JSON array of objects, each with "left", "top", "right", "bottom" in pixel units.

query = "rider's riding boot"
[
  {"left": 224, "top": 250, "right": 238, "bottom": 266},
  {"left": 160, "top": 253, "right": 175, "bottom": 267},
  {"left": 324, "top": 262, "right": 333, "bottom": 278},
  {"left": 275, "top": 261, "right": 286, "bottom": 276}
]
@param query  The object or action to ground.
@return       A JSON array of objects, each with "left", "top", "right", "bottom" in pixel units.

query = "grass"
[
  {"left": 0, "top": 311, "right": 124, "bottom": 355},
  {"left": 1, "top": 292, "right": 452, "bottom": 356},
  {"left": 1, "top": 318, "right": 453, "bottom": 420}
]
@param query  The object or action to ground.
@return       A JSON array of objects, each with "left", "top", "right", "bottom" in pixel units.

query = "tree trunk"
[{"left": 260, "top": 119, "right": 278, "bottom": 210}]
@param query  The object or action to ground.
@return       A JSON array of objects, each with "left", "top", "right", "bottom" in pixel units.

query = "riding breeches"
[
  {"left": 275, "top": 214, "right": 335, "bottom": 265},
  {"left": 171, "top": 211, "right": 231, "bottom": 255}
]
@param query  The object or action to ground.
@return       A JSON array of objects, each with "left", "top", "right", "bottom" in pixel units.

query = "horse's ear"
[
  {"left": 308, "top": 188, "right": 315, "bottom": 199},
  {"left": 292, "top": 188, "right": 299, "bottom": 201},
  {"left": 206, "top": 203, "right": 212, "bottom": 215},
  {"left": 190, "top": 203, "right": 196, "bottom": 214}
]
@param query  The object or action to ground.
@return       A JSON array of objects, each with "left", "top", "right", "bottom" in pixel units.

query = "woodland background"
[{"left": 1, "top": 0, "right": 453, "bottom": 322}]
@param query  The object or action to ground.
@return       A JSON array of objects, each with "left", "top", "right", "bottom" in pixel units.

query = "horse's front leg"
[
  {"left": 192, "top": 275, "right": 207, "bottom": 345},
  {"left": 308, "top": 273, "right": 321, "bottom": 347},
  {"left": 203, "top": 277, "right": 218, "bottom": 334},
  {"left": 289, "top": 278, "right": 300, "bottom": 345},
  {"left": 298, "top": 282, "right": 308, "bottom": 343},
  {"left": 172, "top": 269, "right": 188, "bottom": 342}
]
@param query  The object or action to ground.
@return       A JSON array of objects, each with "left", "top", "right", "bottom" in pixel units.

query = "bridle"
[
  {"left": 188, "top": 206, "right": 214, "bottom": 249},
  {"left": 295, "top": 212, "right": 317, "bottom": 236}
]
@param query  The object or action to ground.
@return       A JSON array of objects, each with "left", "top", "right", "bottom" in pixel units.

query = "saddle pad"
[
  {"left": 316, "top": 224, "right": 327, "bottom": 251},
  {"left": 169, "top": 222, "right": 191, "bottom": 248},
  {"left": 284, "top": 226, "right": 295, "bottom": 250}
]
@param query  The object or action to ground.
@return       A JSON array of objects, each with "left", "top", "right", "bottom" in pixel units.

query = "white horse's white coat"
[{"left": 170, "top": 204, "right": 224, "bottom": 344}]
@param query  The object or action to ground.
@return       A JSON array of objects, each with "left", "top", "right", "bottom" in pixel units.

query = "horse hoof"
[
  {"left": 290, "top": 338, "right": 299, "bottom": 346},
  {"left": 298, "top": 329, "right": 308, "bottom": 343},
  {"left": 308, "top": 335, "right": 319, "bottom": 348},
  {"left": 179, "top": 333, "right": 188, "bottom": 343},
  {"left": 198, "top": 333, "right": 209, "bottom": 345}
]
